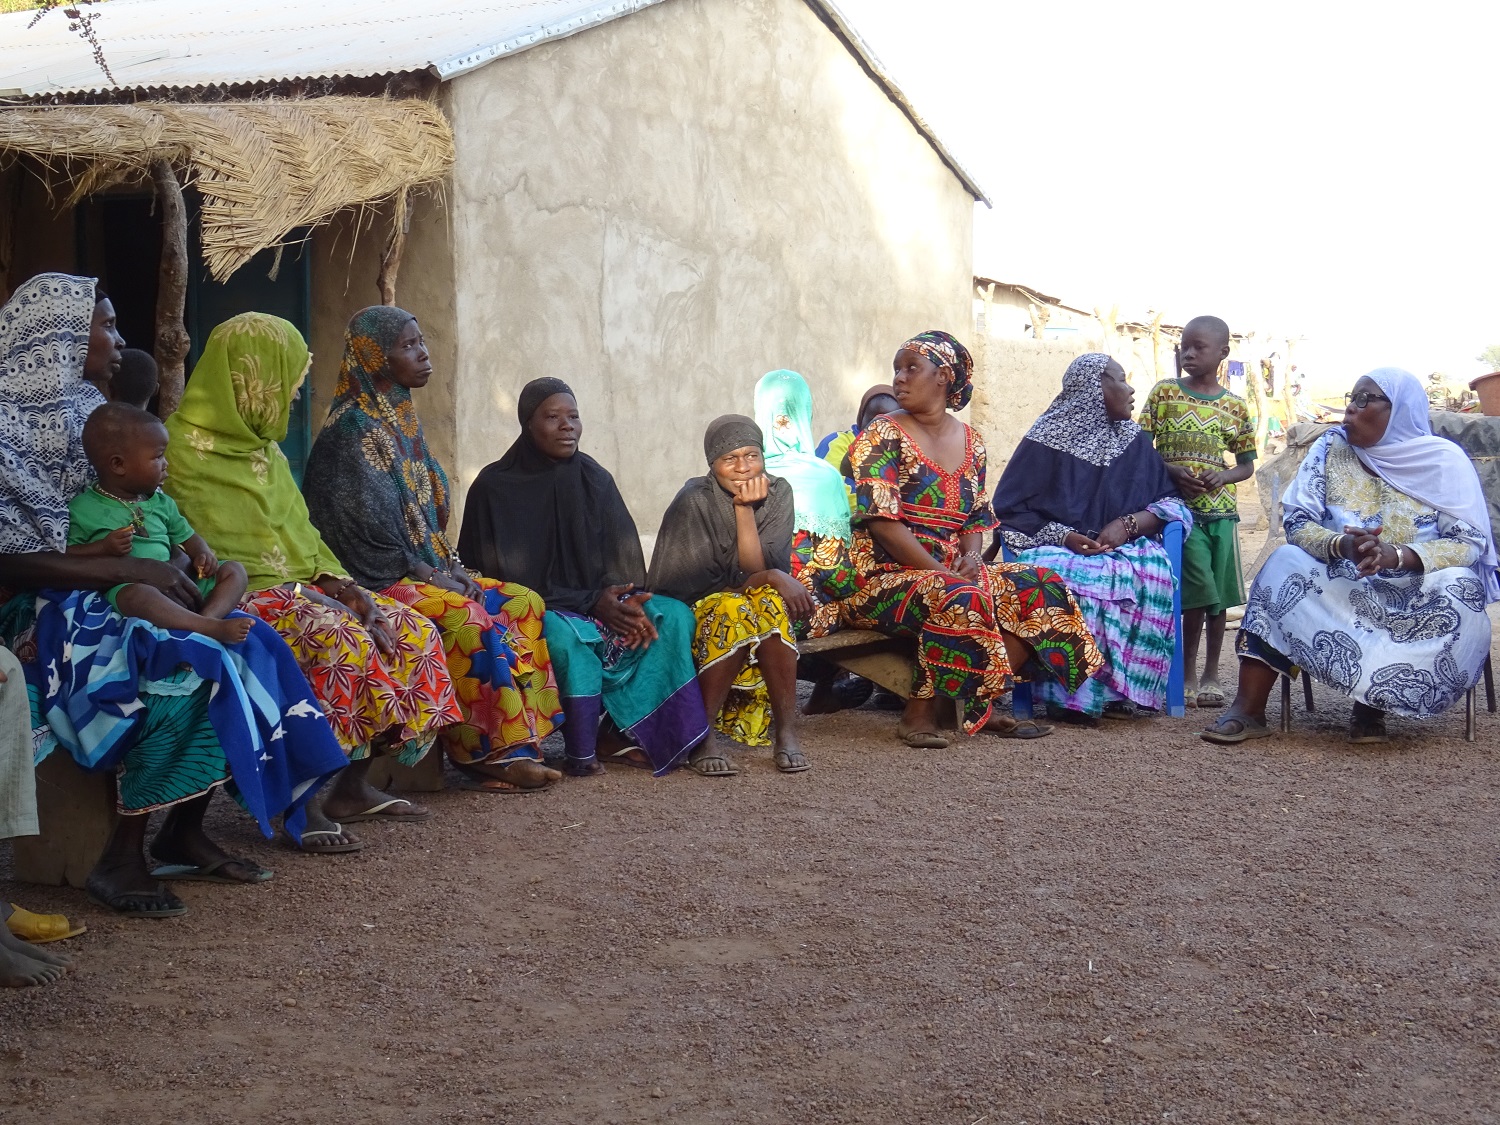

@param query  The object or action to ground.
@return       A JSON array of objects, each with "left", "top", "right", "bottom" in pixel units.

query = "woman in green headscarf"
[
  {"left": 753, "top": 370, "right": 856, "bottom": 639},
  {"left": 165, "top": 313, "right": 463, "bottom": 850}
]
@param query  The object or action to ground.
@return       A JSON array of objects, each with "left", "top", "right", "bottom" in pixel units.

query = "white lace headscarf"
[{"left": 0, "top": 274, "right": 107, "bottom": 555}]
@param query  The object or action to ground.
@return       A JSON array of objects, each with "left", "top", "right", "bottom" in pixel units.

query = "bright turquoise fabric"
[{"left": 754, "top": 370, "right": 853, "bottom": 544}]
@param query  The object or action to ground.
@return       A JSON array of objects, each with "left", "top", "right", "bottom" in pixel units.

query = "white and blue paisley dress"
[{"left": 1239, "top": 430, "right": 1491, "bottom": 718}]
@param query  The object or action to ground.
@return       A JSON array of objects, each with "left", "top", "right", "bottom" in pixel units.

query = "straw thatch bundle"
[{"left": 0, "top": 96, "right": 453, "bottom": 279}]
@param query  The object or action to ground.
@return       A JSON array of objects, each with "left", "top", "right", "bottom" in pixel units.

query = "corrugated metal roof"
[
  {"left": 0, "top": 0, "right": 667, "bottom": 95},
  {"left": 0, "top": 0, "right": 987, "bottom": 202}
]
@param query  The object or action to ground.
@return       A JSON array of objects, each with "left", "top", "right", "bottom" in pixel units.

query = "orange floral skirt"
[
  {"left": 240, "top": 586, "right": 462, "bottom": 763},
  {"left": 380, "top": 578, "right": 562, "bottom": 766}
]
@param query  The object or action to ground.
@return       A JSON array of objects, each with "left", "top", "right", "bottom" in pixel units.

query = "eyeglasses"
[{"left": 1344, "top": 391, "right": 1391, "bottom": 409}]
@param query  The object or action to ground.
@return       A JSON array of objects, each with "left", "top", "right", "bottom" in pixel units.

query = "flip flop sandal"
[
  {"left": 774, "top": 749, "right": 812, "bottom": 774},
  {"left": 339, "top": 797, "right": 434, "bottom": 823},
  {"left": 292, "top": 827, "right": 365, "bottom": 855},
  {"left": 607, "top": 745, "right": 654, "bottom": 770},
  {"left": 896, "top": 721, "right": 948, "bottom": 749},
  {"left": 1195, "top": 684, "right": 1227, "bottom": 708},
  {"left": 564, "top": 756, "right": 607, "bottom": 778},
  {"left": 1183, "top": 687, "right": 1198, "bottom": 708},
  {"left": 1200, "top": 715, "right": 1274, "bottom": 744},
  {"left": 688, "top": 755, "right": 740, "bottom": 777},
  {"left": 86, "top": 887, "right": 188, "bottom": 919},
  {"left": 1102, "top": 701, "right": 1139, "bottom": 720},
  {"left": 6, "top": 904, "right": 86, "bottom": 944},
  {"left": 457, "top": 775, "right": 547, "bottom": 794},
  {"left": 990, "top": 719, "right": 1054, "bottom": 740},
  {"left": 150, "top": 859, "right": 274, "bottom": 884}
]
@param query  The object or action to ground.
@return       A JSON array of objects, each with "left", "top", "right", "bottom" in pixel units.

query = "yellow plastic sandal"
[{"left": 6, "top": 903, "right": 87, "bottom": 944}]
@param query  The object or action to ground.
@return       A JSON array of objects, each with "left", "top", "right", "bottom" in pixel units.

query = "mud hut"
[{"left": 0, "top": 0, "right": 985, "bottom": 528}]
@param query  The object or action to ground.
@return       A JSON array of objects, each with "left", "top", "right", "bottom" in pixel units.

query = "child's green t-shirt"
[
  {"left": 1138, "top": 378, "right": 1257, "bottom": 520},
  {"left": 67, "top": 485, "right": 195, "bottom": 562}
]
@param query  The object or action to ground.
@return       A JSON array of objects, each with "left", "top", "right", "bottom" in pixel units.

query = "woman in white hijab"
[{"left": 1204, "top": 367, "right": 1496, "bottom": 744}]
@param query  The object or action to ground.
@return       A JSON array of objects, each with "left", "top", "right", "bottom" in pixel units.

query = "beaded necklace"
[{"left": 90, "top": 483, "right": 149, "bottom": 534}]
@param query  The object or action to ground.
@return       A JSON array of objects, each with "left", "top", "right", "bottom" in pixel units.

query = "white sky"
[{"left": 838, "top": 0, "right": 1500, "bottom": 391}]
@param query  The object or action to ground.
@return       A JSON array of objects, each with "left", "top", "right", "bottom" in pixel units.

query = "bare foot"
[
  {"left": 476, "top": 759, "right": 562, "bottom": 790},
  {"left": 202, "top": 616, "right": 255, "bottom": 645},
  {"left": 0, "top": 945, "right": 65, "bottom": 988},
  {"left": 0, "top": 919, "right": 71, "bottom": 968}
]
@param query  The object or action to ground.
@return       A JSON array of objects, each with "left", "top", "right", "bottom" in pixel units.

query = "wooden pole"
[
  {"left": 151, "top": 159, "right": 190, "bottom": 418},
  {"left": 1148, "top": 312, "right": 1164, "bottom": 380},
  {"left": 377, "top": 187, "right": 412, "bottom": 306}
]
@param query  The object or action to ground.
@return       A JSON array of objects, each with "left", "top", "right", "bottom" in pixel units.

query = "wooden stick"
[
  {"left": 151, "top": 158, "right": 190, "bottom": 418},
  {"left": 376, "top": 187, "right": 412, "bottom": 306}
]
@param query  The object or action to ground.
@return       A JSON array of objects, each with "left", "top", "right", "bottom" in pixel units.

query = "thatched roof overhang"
[{"left": 0, "top": 96, "right": 454, "bottom": 279}]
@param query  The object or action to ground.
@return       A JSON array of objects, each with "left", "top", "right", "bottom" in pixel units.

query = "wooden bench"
[
  {"left": 11, "top": 752, "right": 115, "bottom": 888},
  {"left": 9, "top": 745, "right": 446, "bottom": 889},
  {"left": 800, "top": 629, "right": 969, "bottom": 729},
  {"left": 799, "top": 628, "right": 916, "bottom": 699}
]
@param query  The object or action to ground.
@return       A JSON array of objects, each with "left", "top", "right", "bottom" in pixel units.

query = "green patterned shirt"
[{"left": 1138, "top": 379, "right": 1257, "bottom": 520}]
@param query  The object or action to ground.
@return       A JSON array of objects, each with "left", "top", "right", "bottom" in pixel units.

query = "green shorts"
[
  {"left": 106, "top": 574, "right": 218, "bottom": 612},
  {"left": 1181, "top": 518, "right": 1245, "bottom": 614}
]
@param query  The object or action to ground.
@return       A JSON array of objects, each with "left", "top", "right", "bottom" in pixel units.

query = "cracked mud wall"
[{"left": 445, "top": 0, "right": 974, "bottom": 534}]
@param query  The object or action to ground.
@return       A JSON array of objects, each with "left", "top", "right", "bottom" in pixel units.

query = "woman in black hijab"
[
  {"left": 459, "top": 379, "right": 708, "bottom": 777},
  {"left": 648, "top": 415, "right": 813, "bottom": 775}
]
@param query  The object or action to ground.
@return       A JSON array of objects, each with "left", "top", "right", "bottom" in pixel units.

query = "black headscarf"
[
  {"left": 647, "top": 415, "right": 794, "bottom": 605},
  {"left": 992, "top": 352, "right": 1179, "bottom": 550},
  {"left": 457, "top": 378, "right": 645, "bottom": 614}
]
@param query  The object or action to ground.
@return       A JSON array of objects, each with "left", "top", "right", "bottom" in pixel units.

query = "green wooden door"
[{"left": 186, "top": 228, "right": 313, "bottom": 483}]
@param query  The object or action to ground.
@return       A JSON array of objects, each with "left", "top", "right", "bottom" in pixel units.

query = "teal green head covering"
[{"left": 753, "top": 370, "right": 853, "bottom": 544}]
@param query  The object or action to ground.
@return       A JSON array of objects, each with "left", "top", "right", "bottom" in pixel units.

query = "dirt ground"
[{"left": 4, "top": 496, "right": 1499, "bottom": 1124}]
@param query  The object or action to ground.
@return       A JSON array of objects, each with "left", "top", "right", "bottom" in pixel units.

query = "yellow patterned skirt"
[{"left": 690, "top": 586, "right": 795, "bottom": 747}]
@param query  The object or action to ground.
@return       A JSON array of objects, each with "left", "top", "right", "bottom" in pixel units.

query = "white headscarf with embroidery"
[{"left": 0, "top": 274, "right": 107, "bottom": 555}]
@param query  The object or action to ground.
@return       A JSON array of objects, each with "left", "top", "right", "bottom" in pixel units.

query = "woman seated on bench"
[
  {"left": 164, "top": 313, "right": 463, "bottom": 849},
  {"left": 458, "top": 378, "right": 709, "bottom": 778},
  {"left": 990, "top": 353, "right": 1192, "bottom": 724},
  {"left": 0, "top": 275, "right": 346, "bottom": 921},
  {"left": 648, "top": 414, "right": 811, "bottom": 775},
  {"left": 843, "top": 330, "right": 1103, "bottom": 747},
  {"left": 304, "top": 306, "right": 563, "bottom": 793},
  {"left": 1203, "top": 368, "right": 1496, "bottom": 745}
]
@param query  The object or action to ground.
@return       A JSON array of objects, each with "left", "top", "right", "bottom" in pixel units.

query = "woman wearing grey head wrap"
[{"left": 648, "top": 414, "right": 813, "bottom": 775}]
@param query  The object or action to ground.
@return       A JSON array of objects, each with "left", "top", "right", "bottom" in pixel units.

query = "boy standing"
[{"left": 1138, "top": 315, "right": 1256, "bottom": 708}]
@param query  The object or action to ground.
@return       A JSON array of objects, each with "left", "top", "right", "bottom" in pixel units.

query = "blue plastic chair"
[{"left": 1004, "top": 520, "right": 1186, "bottom": 720}]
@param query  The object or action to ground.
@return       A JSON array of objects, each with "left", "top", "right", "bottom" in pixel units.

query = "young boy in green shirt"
[
  {"left": 1138, "top": 315, "right": 1257, "bottom": 708},
  {"left": 67, "top": 402, "right": 253, "bottom": 646}
]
